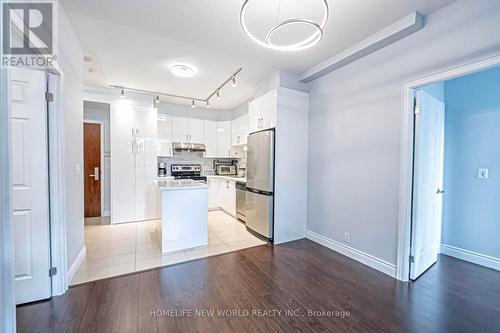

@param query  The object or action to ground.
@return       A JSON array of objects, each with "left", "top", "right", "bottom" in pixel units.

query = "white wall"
[
  {"left": 57, "top": 3, "right": 85, "bottom": 269},
  {"left": 307, "top": 0, "right": 500, "bottom": 267}
]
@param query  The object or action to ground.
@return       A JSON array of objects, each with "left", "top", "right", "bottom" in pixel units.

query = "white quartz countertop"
[
  {"left": 207, "top": 175, "right": 246, "bottom": 183},
  {"left": 156, "top": 179, "right": 208, "bottom": 191}
]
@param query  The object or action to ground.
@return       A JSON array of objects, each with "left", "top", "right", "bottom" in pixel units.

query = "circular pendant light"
[{"left": 240, "top": 0, "right": 329, "bottom": 52}]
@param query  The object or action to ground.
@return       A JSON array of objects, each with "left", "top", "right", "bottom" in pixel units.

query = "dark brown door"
[{"left": 84, "top": 123, "right": 101, "bottom": 217}]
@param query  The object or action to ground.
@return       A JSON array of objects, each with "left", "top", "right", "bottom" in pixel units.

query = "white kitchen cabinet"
[
  {"left": 216, "top": 121, "right": 232, "bottom": 158},
  {"left": 231, "top": 114, "right": 249, "bottom": 146},
  {"left": 172, "top": 116, "right": 205, "bottom": 143},
  {"left": 111, "top": 104, "right": 160, "bottom": 223},
  {"left": 204, "top": 120, "right": 217, "bottom": 157},
  {"left": 172, "top": 117, "right": 190, "bottom": 142},
  {"left": 157, "top": 115, "right": 173, "bottom": 157},
  {"left": 208, "top": 177, "right": 220, "bottom": 210},
  {"left": 248, "top": 90, "right": 277, "bottom": 133},
  {"left": 248, "top": 98, "right": 261, "bottom": 134},
  {"left": 219, "top": 179, "right": 236, "bottom": 216},
  {"left": 157, "top": 115, "right": 172, "bottom": 141},
  {"left": 189, "top": 118, "right": 204, "bottom": 143}
]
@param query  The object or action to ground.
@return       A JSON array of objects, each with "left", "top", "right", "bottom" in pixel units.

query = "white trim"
[
  {"left": 300, "top": 12, "right": 424, "bottom": 82},
  {"left": 47, "top": 70, "right": 69, "bottom": 296},
  {"left": 441, "top": 245, "right": 500, "bottom": 272},
  {"left": 103, "top": 210, "right": 111, "bottom": 217},
  {"left": 83, "top": 119, "right": 106, "bottom": 216},
  {"left": 396, "top": 54, "right": 500, "bottom": 282},
  {"left": 67, "top": 246, "right": 86, "bottom": 284},
  {"left": 1, "top": 70, "right": 16, "bottom": 333},
  {"left": 306, "top": 230, "right": 397, "bottom": 278}
]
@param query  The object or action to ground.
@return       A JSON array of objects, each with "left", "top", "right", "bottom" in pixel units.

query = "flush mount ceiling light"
[
  {"left": 240, "top": 0, "right": 329, "bottom": 52},
  {"left": 170, "top": 64, "right": 196, "bottom": 78}
]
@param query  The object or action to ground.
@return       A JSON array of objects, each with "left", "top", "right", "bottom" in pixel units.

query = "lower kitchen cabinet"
[
  {"left": 208, "top": 178, "right": 220, "bottom": 210},
  {"left": 207, "top": 177, "right": 236, "bottom": 217},
  {"left": 220, "top": 179, "right": 236, "bottom": 216}
]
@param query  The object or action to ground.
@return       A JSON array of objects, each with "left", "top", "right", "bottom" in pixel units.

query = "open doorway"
[
  {"left": 409, "top": 65, "right": 500, "bottom": 280},
  {"left": 83, "top": 101, "right": 111, "bottom": 225}
]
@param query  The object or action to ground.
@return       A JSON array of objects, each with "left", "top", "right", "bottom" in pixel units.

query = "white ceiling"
[{"left": 62, "top": 0, "right": 455, "bottom": 109}]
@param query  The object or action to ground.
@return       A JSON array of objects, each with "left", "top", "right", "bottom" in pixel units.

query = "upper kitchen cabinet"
[
  {"left": 189, "top": 118, "right": 204, "bottom": 143},
  {"left": 204, "top": 120, "right": 217, "bottom": 157},
  {"left": 172, "top": 117, "right": 204, "bottom": 143},
  {"left": 157, "top": 114, "right": 173, "bottom": 141},
  {"left": 172, "top": 117, "right": 190, "bottom": 142},
  {"left": 216, "top": 121, "right": 232, "bottom": 158},
  {"left": 249, "top": 90, "right": 277, "bottom": 133},
  {"left": 231, "top": 114, "right": 249, "bottom": 146}
]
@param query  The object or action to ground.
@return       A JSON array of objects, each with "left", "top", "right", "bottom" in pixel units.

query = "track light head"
[
  {"left": 206, "top": 100, "right": 211, "bottom": 108},
  {"left": 216, "top": 90, "right": 221, "bottom": 99},
  {"left": 191, "top": 100, "right": 196, "bottom": 108},
  {"left": 231, "top": 76, "right": 237, "bottom": 88},
  {"left": 120, "top": 89, "right": 125, "bottom": 98},
  {"left": 155, "top": 95, "right": 160, "bottom": 104}
]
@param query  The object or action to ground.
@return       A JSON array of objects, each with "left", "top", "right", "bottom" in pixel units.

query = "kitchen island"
[{"left": 157, "top": 179, "right": 208, "bottom": 253}]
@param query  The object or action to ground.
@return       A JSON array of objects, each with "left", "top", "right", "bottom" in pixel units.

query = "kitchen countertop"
[
  {"left": 207, "top": 175, "right": 246, "bottom": 183},
  {"left": 155, "top": 179, "right": 208, "bottom": 191},
  {"left": 156, "top": 175, "right": 246, "bottom": 183}
]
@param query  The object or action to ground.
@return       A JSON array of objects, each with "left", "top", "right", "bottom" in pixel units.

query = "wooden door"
[
  {"left": 410, "top": 89, "right": 445, "bottom": 280},
  {"left": 84, "top": 123, "right": 101, "bottom": 217},
  {"left": 9, "top": 68, "right": 51, "bottom": 304}
]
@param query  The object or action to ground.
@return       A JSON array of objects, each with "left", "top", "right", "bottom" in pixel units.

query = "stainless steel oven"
[{"left": 236, "top": 181, "right": 246, "bottom": 223}]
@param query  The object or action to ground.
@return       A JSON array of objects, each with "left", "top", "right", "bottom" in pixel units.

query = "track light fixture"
[{"left": 110, "top": 68, "right": 241, "bottom": 109}]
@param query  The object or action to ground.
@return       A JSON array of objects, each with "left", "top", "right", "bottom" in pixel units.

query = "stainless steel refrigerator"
[{"left": 246, "top": 129, "right": 274, "bottom": 241}]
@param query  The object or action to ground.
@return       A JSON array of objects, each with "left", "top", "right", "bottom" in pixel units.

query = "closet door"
[
  {"left": 134, "top": 106, "right": 159, "bottom": 221},
  {"left": 110, "top": 104, "right": 136, "bottom": 223}
]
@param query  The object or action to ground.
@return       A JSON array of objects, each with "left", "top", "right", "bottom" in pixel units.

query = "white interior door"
[
  {"left": 9, "top": 68, "right": 51, "bottom": 304},
  {"left": 410, "top": 89, "right": 445, "bottom": 280}
]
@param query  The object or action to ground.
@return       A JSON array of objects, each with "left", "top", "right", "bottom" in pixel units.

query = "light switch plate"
[
  {"left": 478, "top": 168, "right": 488, "bottom": 179},
  {"left": 75, "top": 164, "right": 81, "bottom": 175}
]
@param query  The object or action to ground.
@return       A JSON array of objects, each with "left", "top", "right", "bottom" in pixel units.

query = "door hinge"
[
  {"left": 49, "top": 267, "right": 57, "bottom": 277},
  {"left": 413, "top": 96, "right": 420, "bottom": 115},
  {"left": 409, "top": 255, "right": 415, "bottom": 263},
  {"left": 45, "top": 92, "right": 54, "bottom": 102}
]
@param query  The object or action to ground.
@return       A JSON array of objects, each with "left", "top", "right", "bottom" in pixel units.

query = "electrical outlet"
[
  {"left": 344, "top": 232, "right": 350, "bottom": 243},
  {"left": 478, "top": 168, "right": 489, "bottom": 179}
]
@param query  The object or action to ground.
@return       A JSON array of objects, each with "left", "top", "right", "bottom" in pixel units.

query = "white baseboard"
[
  {"left": 67, "top": 246, "right": 86, "bottom": 284},
  {"left": 306, "top": 230, "right": 397, "bottom": 278},
  {"left": 441, "top": 244, "right": 500, "bottom": 271}
]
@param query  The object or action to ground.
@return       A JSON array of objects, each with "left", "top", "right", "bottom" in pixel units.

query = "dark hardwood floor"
[{"left": 17, "top": 239, "right": 500, "bottom": 333}]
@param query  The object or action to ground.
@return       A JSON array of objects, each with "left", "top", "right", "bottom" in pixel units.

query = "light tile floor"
[{"left": 71, "top": 211, "right": 266, "bottom": 285}]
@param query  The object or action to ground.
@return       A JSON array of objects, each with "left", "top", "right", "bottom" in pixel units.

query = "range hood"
[{"left": 173, "top": 142, "right": 206, "bottom": 152}]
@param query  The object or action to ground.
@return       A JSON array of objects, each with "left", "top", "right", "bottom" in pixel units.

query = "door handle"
[
  {"left": 89, "top": 167, "right": 100, "bottom": 181},
  {"left": 436, "top": 188, "right": 445, "bottom": 194}
]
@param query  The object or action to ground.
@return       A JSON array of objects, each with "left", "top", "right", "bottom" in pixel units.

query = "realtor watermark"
[
  {"left": 2, "top": 0, "right": 57, "bottom": 68},
  {"left": 149, "top": 307, "right": 351, "bottom": 319}
]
